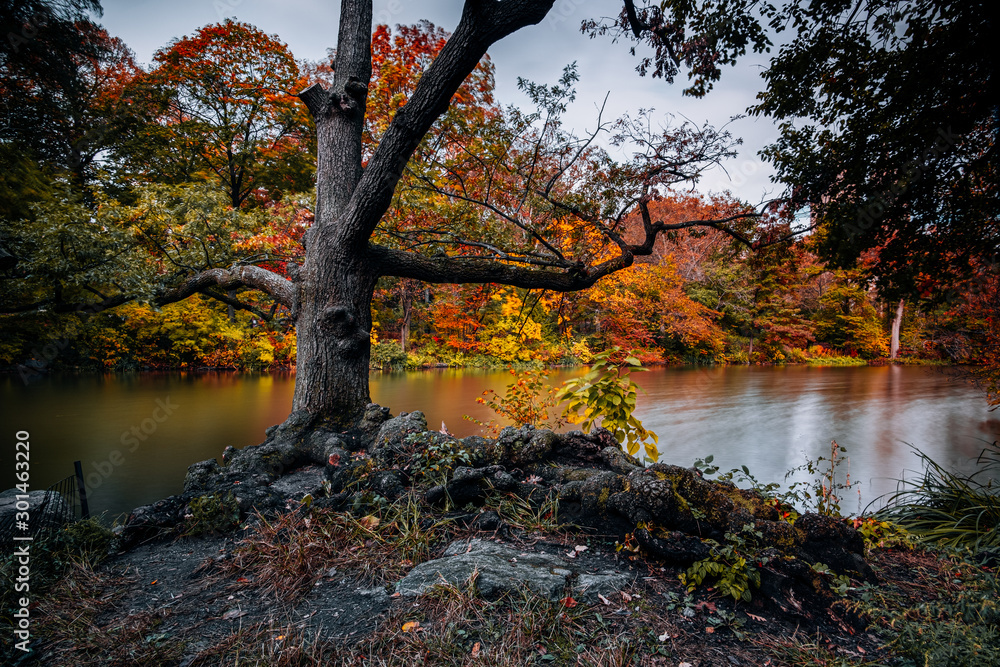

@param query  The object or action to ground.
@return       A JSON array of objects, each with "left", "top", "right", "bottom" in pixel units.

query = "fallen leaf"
[
  {"left": 471, "top": 642, "right": 481, "bottom": 658},
  {"left": 657, "top": 632, "right": 670, "bottom": 642},
  {"left": 559, "top": 596, "right": 578, "bottom": 608},
  {"left": 574, "top": 545, "right": 588, "bottom": 552},
  {"left": 679, "top": 663, "right": 693, "bottom": 667},
  {"left": 566, "top": 551, "right": 577, "bottom": 559},
  {"left": 222, "top": 609, "right": 246, "bottom": 620},
  {"left": 705, "top": 626, "right": 715, "bottom": 634},
  {"left": 402, "top": 621, "right": 421, "bottom": 633},
  {"left": 358, "top": 515, "right": 380, "bottom": 531},
  {"left": 747, "top": 613, "right": 766, "bottom": 622},
  {"left": 621, "top": 591, "right": 633, "bottom": 603},
  {"left": 237, "top": 577, "right": 250, "bottom": 583},
  {"left": 598, "top": 593, "right": 612, "bottom": 606},
  {"left": 150, "top": 580, "right": 158, "bottom": 585},
  {"left": 328, "top": 453, "right": 341, "bottom": 467},
  {"left": 694, "top": 600, "right": 716, "bottom": 613},
  {"left": 390, "top": 592, "right": 401, "bottom": 598}
]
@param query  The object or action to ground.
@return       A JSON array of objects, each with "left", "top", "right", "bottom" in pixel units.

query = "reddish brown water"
[{"left": 1, "top": 365, "right": 996, "bottom": 518}]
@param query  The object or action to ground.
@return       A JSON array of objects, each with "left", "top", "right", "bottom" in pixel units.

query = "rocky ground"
[{"left": 6, "top": 405, "right": 998, "bottom": 665}]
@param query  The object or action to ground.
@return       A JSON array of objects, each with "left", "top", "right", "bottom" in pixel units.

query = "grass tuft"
[
  {"left": 188, "top": 620, "right": 333, "bottom": 666},
  {"left": 223, "top": 493, "right": 452, "bottom": 601},
  {"left": 876, "top": 442, "right": 1000, "bottom": 553}
]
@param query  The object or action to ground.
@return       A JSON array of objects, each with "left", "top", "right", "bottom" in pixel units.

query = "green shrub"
[
  {"left": 371, "top": 340, "right": 407, "bottom": 370},
  {"left": 784, "top": 346, "right": 809, "bottom": 363},
  {"left": 0, "top": 517, "right": 114, "bottom": 614},
  {"left": 559, "top": 347, "right": 659, "bottom": 463},
  {"left": 183, "top": 493, "right": 241, "bottom": 536}
]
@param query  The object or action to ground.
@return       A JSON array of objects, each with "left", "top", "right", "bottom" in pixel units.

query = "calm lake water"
[{"left": 2, "top": 366, "right": 997, "bottom": 519}]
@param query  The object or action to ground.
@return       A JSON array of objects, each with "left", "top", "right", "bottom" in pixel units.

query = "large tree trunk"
[
  {"left": 291, "top": 250, "right": 378, "bottom": 428},
  {"left": 287, "top": 0, "right": 556, "bottom": 428},
  {"left": 289, "top": 0, "right": 373, "bottom": 429},
  {"left": 890, "top": 298, "right": 904, "bottom": 360}
]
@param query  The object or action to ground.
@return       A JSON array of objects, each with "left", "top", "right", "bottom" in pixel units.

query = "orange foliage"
[{"left": 588, "top": 262, "right": 725, "bottom": 362}]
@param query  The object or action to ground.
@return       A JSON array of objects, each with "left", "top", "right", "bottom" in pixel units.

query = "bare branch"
[{"left": 370, "top": 243, "right": 631, "bottom": 293}]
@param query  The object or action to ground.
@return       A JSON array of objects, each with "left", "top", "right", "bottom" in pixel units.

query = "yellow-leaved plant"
[{"left": 558, "top": 347, "right": 660, "bottom": 463}]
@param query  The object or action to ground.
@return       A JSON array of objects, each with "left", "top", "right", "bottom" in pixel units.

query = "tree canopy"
[
  {"left": 125, "top": 19, "right": 314, "bottom": 208},
  {"left": 604, "top": 0, "right": 998, "bottom": 298},
  {"left": 2, "top": 0, "right": 997, "bottom": 422}
]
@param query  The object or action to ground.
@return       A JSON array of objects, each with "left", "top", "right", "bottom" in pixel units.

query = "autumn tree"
[
  {"left": 277, "top": 3, "right": 782, "bottom": 428},
  {"left": 3, "top": 3, "right": 787, "bottom": 432},
  {"left": 1, "top": 0, "right": 140, "bottom": 193},
  {"left": 124, "top": 20, "right": 314, "bottom": 207},
  {"left": 586, "top": 261, "right": 725, "bottom": 363},
  {"left": 599, "top": 0, "right": 997, "bottom": 297}
]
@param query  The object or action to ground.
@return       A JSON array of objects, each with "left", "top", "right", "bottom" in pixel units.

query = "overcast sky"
[{"left": 99, "top": 0, "right": 784, "bottom": 203}]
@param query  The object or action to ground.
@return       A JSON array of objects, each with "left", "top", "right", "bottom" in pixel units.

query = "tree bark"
[
  {"left": 890, "top": 298, "right": 904, "bottom": 360},
  {"left": 290, "top": 0, "right": 374, "bottom": 428},
  {"left": 290, "top": 0, "right": 555, "bottom": 428},
  {"left": 400, "top": 285, "right": 413, "bottom": 353}
]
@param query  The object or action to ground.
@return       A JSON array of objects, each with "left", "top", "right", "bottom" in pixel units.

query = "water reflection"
[
  {"left": 1, "top": 365, "right": 995, "bottom": 519},
  {"left": 633, "top": 366, "right": 996, "bottom": 513}
]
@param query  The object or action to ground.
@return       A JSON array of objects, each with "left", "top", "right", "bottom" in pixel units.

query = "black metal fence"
[{"left": 0, "top": 461, "right": 90, "bottom": 543}]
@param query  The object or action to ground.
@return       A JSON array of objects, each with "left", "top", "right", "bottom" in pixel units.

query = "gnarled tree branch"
[
  {"left": 155, "top": 265, "right": 294, "bottom": 308},
  {"left": 370, "top": 243, "right": 631, "bottom": 292}
]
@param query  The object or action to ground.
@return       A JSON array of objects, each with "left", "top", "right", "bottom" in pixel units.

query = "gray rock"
[
  {"left": 325, "top": 448, "right": 366, "bottom": 493},
  {"left": 373, "top": 411, "right": 428, "bottom": 451},
  {"left": 269, "top": 466, "right": 326, "bottom": 500},
  {"left": 424, "top": 465, "right": 505, "bottom": 506},
  {"left": 0, "top": 489, "right": 69, "bottom": 535},
  {"left": 600, "top": 447, "right": 644, "bottom": 475},
  {"left": 355, "top": 585, "right": 390, "bottom": 602},
  {"left": 573, "top": 572, "right": 634, "bottom": 603},
  {"left": 357, "top": 403, "right": 392, "bottom": 437},
  {"left": 184, "top": 459, "right": 223, "bottom": 494},
  {"left": 368, "top": 469, "right": 406, "bottom": 500},
  {"left": 511, "top": 429, "right": 559, "bottom": 466},
  {"left": 395, "top": 538, "right": 632, "bottom": 602}
]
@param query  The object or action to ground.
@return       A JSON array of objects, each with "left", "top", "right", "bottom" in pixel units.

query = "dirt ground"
[{"left": 14, "top": 507, "right": 947, "bottom": 667}]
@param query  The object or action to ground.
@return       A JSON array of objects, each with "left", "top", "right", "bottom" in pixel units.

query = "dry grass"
[
  {"left": 339, "top": 579, "right": 672, "bottom": 667},
  {"left": 487, "top": 491, "right": 564, "bottom": 533},
  {"left": 188, "top": 620, "right": 334, "bottom": 666},
  {"left": 753, "top": 633, "right": 880, "bottom": 666},
  {"left": 30, "top": 562, "right": 184, "bottom": 666},
  {"left": 223, "top": 495, "right": 453, "bottom": 601}
]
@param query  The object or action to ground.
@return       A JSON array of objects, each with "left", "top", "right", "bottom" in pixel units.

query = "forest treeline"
[{"left": 0, "top": 10, "right": 996, "bottom": 401}]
